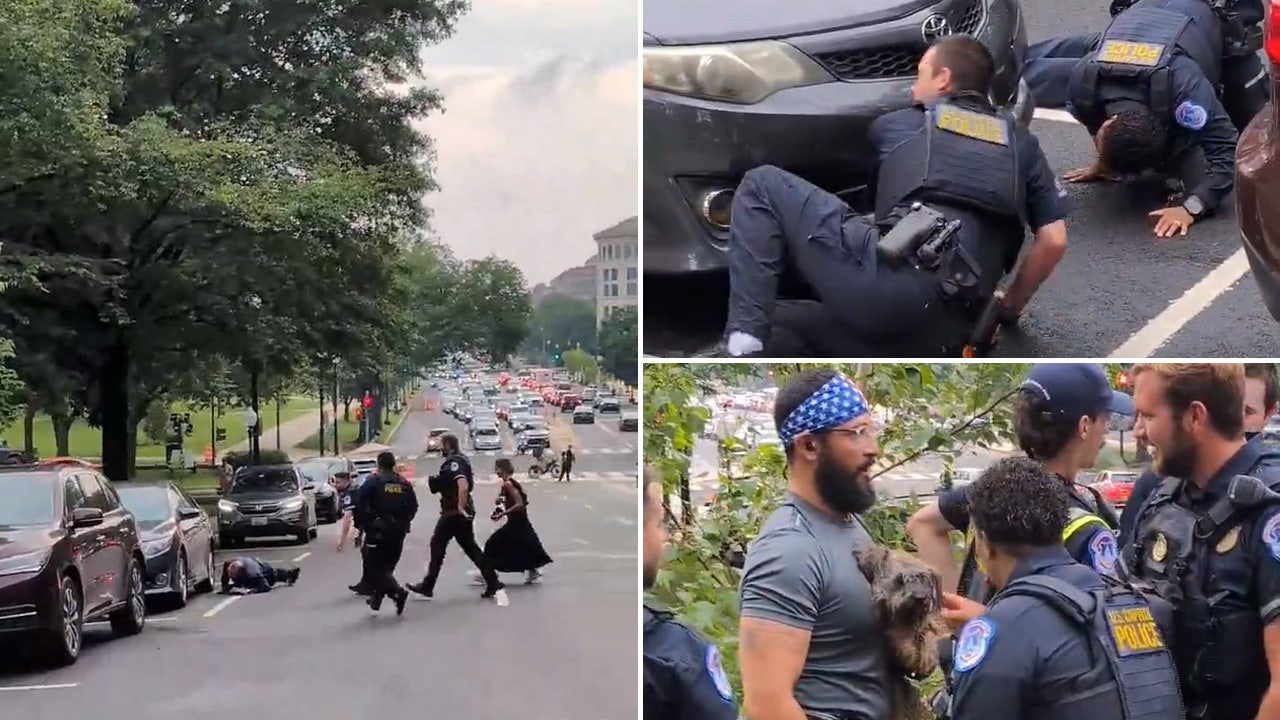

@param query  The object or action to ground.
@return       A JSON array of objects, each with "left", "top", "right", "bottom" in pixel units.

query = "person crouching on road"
[
  {"left": 479, "top": 458, "right": 553, "bottom": 585},
  {"left": 220, "top": 557, "right": 299, "bottom": 594},
  {"left": 937, "top": 457, "right": 1182, "bottom": 720},
  {"left": 333, "top": 470, "right": 370, "bottom": 595},
  {"left": 643, "top": 466, "right": 739, "bottom": 720},
  {"left": 355, "top": 451, "right": 417, "bottom": 615}
]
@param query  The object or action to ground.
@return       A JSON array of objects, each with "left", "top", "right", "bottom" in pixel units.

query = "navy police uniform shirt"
[
  {"left": 339, "top": 487, "right": 357, "bottom": 514},
  {"left": 437, "top": 453, "right": 476, "bottom": 517},
  {"left": 866, "top": 106, "right": 1071, "bottom": 234},
  {"left": 643, "top": 605, "right": 739, "bottom": 720},
  {"left": 948, "top": 547, "right": 1119, "bottom": 720}
]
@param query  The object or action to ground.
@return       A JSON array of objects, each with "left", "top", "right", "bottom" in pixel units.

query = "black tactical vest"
[
  {"left": 1121, "top": 454, "right": 1280, "bottom": 714},
  {"left": 1069, "top": 0, "right": 1223, "bottom": 132},
  {"left": 995, "top": 574, "right": 1184, "bottom": 720},
  {"left": 873, "top": 100, "right": 1023, "bottom": 224}
]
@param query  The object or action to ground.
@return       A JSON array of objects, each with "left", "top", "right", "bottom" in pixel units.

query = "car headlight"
[
  {"left": 280, "top": 498, "right": 305, "bottom": 512},
  {"left": 217, "top": 499, "right": 238, "bottom": 514},
  {"left": 141, "top": 538, "right": 172, "bottom": 557},
  {"left": 643, "top": 40, "right": 833, "bottom": 105},
  {"left": 0, "top": 548, "right": 52, "bottom": 577}
]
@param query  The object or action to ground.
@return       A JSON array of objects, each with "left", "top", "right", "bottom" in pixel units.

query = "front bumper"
[
  {"left": 218, "top": 507, "right": 307, "bottom": 538},
  {"left": 643, "top": 0, "right": 1029, "bottom": 274},
  {"left": 142, "top": 548, "right": 180, "bottom": 594},
  {"left": 0, "top": 568, "right": 58, "bottom": 635}
]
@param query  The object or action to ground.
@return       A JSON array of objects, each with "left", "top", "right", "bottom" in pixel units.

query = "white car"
[
  {"left": 472, "top": 423, "right": 503, "bottom": 451},
  {"left": 573, "top": 406, "right": 596, "bottom": 424}
]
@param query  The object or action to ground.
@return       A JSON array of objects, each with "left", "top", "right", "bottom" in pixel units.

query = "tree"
[
  {"left": 561, "top": 348, "right": 599, "bottom": 383},
  {"left": 599, "top": 306, "right": 637, "bottom": 385},
  {"left": 457, "top": 257, "right": 532, "bottom": 363},
  {"left": 521, "top": 295, "right": 597, "bottom": 363}
]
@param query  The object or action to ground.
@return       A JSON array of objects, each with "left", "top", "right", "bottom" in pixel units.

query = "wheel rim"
[
  {"left": 177, "top": 556, "right": 188, "bottom": 603},
  {"left": 129, "top": 564, "right": 145, "bottom": 623},
  {"left": 62, "top": 582, "right": 80, "bottom": 656}
]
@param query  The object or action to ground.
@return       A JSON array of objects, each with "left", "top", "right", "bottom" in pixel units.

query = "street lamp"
[
  {"left": 243, "top": 293, "right": 263, "bottom": 464},
  {"left": 242, "top": 408, "right": 260, "bottom": 465},
  {"left": 331, "top": 357, "right": 340, "bottom": 455}
]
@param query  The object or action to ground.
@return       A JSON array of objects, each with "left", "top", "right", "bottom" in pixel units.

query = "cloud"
[{"left": 411, "top": 4, "right": 637, "bottom": 284}]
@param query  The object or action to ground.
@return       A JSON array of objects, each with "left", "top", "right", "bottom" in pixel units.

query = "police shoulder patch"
[
  {"left": 704, "top": 643, "right": 734, "bottom": 701},
  {"left": 448, "top": 460, "right": 460, "bottom": 473},
  {"left": 1088, "top": 530, "right": 1119, "bottom": 577},
  {"left": 953, "top": 617, "right": 996, "bottom": 673},
  {"left": 1260, "top": 513, "right": 1280, "bottom": 563},
  {"left": 1174, "top": 101, "right": 1208, "bottom": 131}
]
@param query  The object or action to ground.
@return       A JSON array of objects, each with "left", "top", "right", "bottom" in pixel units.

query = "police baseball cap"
[{"left": 1020, "top": 364, "right": 1134, "bottom": 420}]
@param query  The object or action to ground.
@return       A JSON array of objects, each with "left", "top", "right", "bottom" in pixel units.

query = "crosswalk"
[{"left": 403, "top": 447, "right": 635, "bottom": 460}]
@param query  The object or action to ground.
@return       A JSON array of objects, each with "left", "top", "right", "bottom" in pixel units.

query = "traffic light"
[
  {"left": 552, "top": 353, "right": 562, "bottom": 366},
  {"left": 362, "top": 392, "right": 373, "bottom": 409}
]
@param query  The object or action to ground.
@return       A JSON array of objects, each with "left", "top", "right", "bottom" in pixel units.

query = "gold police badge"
[
  {"left": 1216, "top": 526, "right": 1241, "bottom": 554},
  {"left": 1150, "top": 533, "right": 1168, "bottom": 562}
]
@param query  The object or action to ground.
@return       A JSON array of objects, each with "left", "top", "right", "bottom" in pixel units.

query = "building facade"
[{"left": 593, "top": 216, "right": 637, "bottom": 326}]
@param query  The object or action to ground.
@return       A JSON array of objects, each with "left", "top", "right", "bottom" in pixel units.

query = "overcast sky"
[{"left": 413, "top": 0, "right": 638, "bottom": 285}]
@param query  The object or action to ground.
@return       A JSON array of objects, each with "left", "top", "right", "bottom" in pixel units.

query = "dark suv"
[
  {"left": 0, "top": 460, "right": 147, "bottom": 666},
  {"left": 216, "top": 464, "right": 317, "bottom": 546}
]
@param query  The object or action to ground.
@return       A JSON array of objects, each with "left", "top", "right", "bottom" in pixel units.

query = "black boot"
[
  {"left": 393, "top": 589, "right": 409, "bottom": 616},
  {"left": 405, "top": 581, "right": 433, "bottom": 599},
  {"left": 286, "top": 569, "right": 300, "bottom": 586},
  {"left": 481, "top": 581, "right": 505, "bottom": 599},
  {"left": 367, "top": 593, "right": 383, "bottom": 611}
]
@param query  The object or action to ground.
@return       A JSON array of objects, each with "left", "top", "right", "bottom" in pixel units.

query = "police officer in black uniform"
[
  {"left": 1023, "top": 0, "right": 1237, "bottom": 238},
  {"left": 723, "top": 35, "right": 1068, "bottom": 358},
  {"left": 354, "top": 451, "right": 417, "bottom": 615},
  {"left": 406, "top": 433, "right": 504, "bottom": 599},
  {"left": 943, "top": 457, "right": 1182, "bottom": 720},
  {"left": 1122, "top": 363, "right": 1280, "bottom": 720},
  {"left": 641, "top": 468, "right": 738, "bottom": 720}
]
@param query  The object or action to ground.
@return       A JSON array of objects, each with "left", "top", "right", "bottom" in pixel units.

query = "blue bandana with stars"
[{"left": 778, "top": 375, "right": 869, "bottom": 446}]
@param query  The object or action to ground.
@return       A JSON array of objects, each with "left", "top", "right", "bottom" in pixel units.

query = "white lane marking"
[
  {"left": 571, "top": 538, "right": 589, "bottom": 545},
  {"left": 203, "top": 595, "right": 241, "bottom": 618},
  {"left": 1032, "top": 108, "right": 1081, "bottom": 124},
  {"left": 583, "top": 504, "right": 593, "bottom": 509},
  {"left": 611, "top": 516, "right": 636, "bottom": 526},
  {"left": 0, "top": 683, "right": 78, "bottom": 692},
  {"left": 87, "top": 615, "right": 177, "bottom": 626},
  {"left": 1110, "top": 249, "right": 1250, "bottom": 357},
  {"left": 495, "top": 589, "right": 510, "bottom": 607},
  {"left": 291, "top": 551, "right": 312, "bottom": 562},
  {"left": 553, "top": 551, "right": 637, "bottom": 559}
]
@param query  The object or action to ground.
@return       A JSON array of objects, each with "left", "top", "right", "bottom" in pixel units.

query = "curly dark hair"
[
  {"left": 1098, "top": 108, "right": 1167, "bottom": 174},
  {"left": 773, "top": 367, "right": 841, "bottom": 456},
  {"left": 1012, "top": 391, "right": 1104, "bottom": 461},
  {"left": 968, "top": 456, "right": 1068, "bottom": 548}
]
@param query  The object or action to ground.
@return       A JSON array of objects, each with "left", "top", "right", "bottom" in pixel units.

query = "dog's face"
[{"left": 882, "top": 557, "right": 943, "bottom": 627}]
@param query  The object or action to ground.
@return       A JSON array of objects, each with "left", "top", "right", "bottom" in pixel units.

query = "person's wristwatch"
[{"left": 1181, "top": 194, "right": 1205, "bottom": 220}]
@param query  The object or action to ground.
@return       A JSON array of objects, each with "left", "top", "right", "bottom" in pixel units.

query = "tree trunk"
[
  {"left": 51, "top": 413, "right": 72, "bottom": 456},
  {"left": 22, "top": 403, "right": 36, "bottom": 455},
  {"left": 100, "top": 342, "right": 131, "bottom": 484},
  {"left": 343, "top": 400, "right": 351, "bottom": 422}
]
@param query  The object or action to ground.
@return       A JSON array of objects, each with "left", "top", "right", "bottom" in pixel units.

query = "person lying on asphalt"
[{"left": 220, "top": 556, "right": 300, "bottom": 594}]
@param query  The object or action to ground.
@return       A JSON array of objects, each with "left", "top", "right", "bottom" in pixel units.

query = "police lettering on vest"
[
  {"left": 1069, "top": 0, "right": 1223, "bottom": 132},
  {"left": 872, "top": 100, "right": 1022, "bottom": 225}
]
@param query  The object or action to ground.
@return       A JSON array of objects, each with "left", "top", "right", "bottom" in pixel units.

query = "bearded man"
[{"left": 736, "top": 369, "right": 891, "bottom": 720}]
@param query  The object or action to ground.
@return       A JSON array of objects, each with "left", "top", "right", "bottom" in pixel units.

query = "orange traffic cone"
[{"left": 203, "top": 445, "right": 214, "bottom": 464}]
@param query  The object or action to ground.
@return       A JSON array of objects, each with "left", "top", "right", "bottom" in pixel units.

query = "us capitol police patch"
[{"left": 954, "top": 617, "right": 996, "bottom": 673}]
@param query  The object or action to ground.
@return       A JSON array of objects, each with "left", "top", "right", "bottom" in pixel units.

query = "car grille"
[
  {"left": 812, "top": 0, "right": 986, "bottom": 81},
  {"left": 239, "top": 502, "right": 281, "bottom": 515},
  {"left": 0, "top": 603, "right": 39, "bottom": 631}
]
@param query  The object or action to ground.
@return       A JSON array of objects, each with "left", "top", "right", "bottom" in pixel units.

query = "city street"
[
  {"left": 642, "top": 0, "right": 1280, "bottom": 358},
  {"left": 0, "top": 394, "right": 639, "bottom": 720}
]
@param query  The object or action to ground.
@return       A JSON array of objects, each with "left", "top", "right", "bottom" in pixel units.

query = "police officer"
[
  {"left": 723, "top": 34, "right": 1068, "bottom": 358},
  {"left": 335, "top": 470, "right": 370, "bottom": 594},
  {"left": 642, "top": 467, "right": 738, "bottom": 720},
  {"left": 406, "top": 433, "right": 504, "bottom": 599},
  {"left": 942, "top": 457, "right": 1182, "bottom": 720},
  {"left": 1122, "top": 363, "right": 1280, "bottom": 720},
  {"left": 908, "top": 363, "right": 1131, "bottom": 599},
  {"left": 1023, "top": 0, "right": 1236, "bottom": 238},
  {"left": 220, "top": 556, "right": 299, "bottom": 594},
  {"left": 354, "top": 451, "right": 417, "bottom": 615}
]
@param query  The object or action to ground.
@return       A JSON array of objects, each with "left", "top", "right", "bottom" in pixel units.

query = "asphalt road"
[
  {"left": 0, "top": 393, "right": 639, "bottom": 720},
  {"left": 643, "top": 0, "right": 1280, "bottom": 358}
]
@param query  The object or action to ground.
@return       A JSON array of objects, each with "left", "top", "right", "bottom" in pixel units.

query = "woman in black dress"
[{"left": 483, "top": 458, "right": 553, "bottom": 583}]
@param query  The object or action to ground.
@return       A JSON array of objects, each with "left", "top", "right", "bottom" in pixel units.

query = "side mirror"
[
  {"left": 177, "top": 507, "right": 203, "bottom": 520},
  {"left": 70, "top": 507, "right": 104, "bottom": 528}
]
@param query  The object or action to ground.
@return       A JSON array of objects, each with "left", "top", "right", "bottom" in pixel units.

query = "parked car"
[
  {"left": 472, "top": 422, "right": 504, "bottom": 451},
  {"left": 1092, "top": 471, "right": 1141, "bottom": 508},
  {"left": 115, "top": 481, "right": 217, "bottom": 608},
  {"left": 620, "top": 411, "right": 639, "bottom": 432},
  {"left": 351, "top": 457, "right": 377, "bottom": 486},
  {"left": 573, "top": 406, "right": 596, "bottom": 424},
  {"left": 642, "top": 0, "right": 1033, "bottom": 274},
  {"left": 293, "top": 459, "right": 342, "bottom": 522},
  {"left": 216, "top": 465, "right": 318, "bottom": 546},
  {"left": 1238, "top": 9, "right": 1280, "bottom": 319},
  {"left": 0, "top": 461, "right": 147, "bottom": 665}
]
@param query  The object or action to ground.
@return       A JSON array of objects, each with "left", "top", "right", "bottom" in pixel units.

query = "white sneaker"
[{"left": 525, "top": 569, "right": 542, "bottom": 584}]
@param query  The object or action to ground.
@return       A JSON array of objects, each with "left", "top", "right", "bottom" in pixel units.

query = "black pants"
[
  {"left": 559, "top": 464, "right": 572, "bottom": 481},
  {"left": 1222, "top": 52, "right": 1270, "bottom": 132},
  {"left": 361, "top": 533, "right": 406, "bottom": 601},
  {"left": 421, "top": 514, "right": 499, "bottom": 593}
]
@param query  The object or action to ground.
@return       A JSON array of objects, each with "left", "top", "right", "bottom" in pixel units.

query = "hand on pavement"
[
  {"left": 940, "top": 592, "right": 987, "bottom": 629},
  {"left": 1149, "top": 206, "right": 1194, "bottom": 238},
  {"left": 1062, "top": 164, "right": 1121, "bottom": 183}
]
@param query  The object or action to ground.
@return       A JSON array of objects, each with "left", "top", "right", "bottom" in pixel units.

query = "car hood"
[
  {"left": 137, "top": 520, "right": 177, "bottom": 538},
  {"left": 224, "top": 491, "right": 297, "bottom": 504},
  {"left": 644, "top": 0, "right": 941, "bottom": 47},
  {"left": 0, "top": 527, "right": 57, "bottom": 559}
]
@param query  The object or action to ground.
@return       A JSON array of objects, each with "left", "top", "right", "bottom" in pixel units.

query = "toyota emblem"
[{"left": 921, "top": 14, "right": 953, "bottom": 44}]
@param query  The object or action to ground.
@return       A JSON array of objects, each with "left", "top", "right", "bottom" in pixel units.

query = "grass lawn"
[
  {"left": 296, "top": 417, "right": 365, "bottom": 453},
  {"left": 131, "top": 466, "right": 224, "bottom": 493},
  {"left": 3, "top": 398, "right": 320, "bottom": 460}
]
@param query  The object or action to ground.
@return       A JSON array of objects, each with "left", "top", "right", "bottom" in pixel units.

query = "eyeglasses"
[{"left": 818, "top": 424, "right": 879, "bottom": 442}]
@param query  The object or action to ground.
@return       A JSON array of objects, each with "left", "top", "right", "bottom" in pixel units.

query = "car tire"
[
  {"left": 195, "top": 547, "right": 215, "bottom": 593},
  {"left": 109, "top": 557, "right": 146, "bottom": 637},
  {"left": 172, "top": 553, "right": 190, "bottom": 609},
  {"left": 309, "top": 527, "right": 318, "bottom": 540},
  {"left": 295, "top": 529, "right": 309, "bottom": 544},
  {"left": 219, "top": 532, "right": 238, "bottom": 548},
  {"left": 46, "top": 573, "right": 83, "bottom": 667}
]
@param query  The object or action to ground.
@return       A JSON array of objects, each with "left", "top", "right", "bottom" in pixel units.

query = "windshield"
[
  {"left": 116, "top": 487, "right": 173, "bottom": 523},
  {"left": 0, "top": 475, "right": 57, "bottom": 527},
  {"left": 295, "top": 462, "right": 330, "bottom": 483},
  {"left": 525, "top": 423, "right": 548, "bottom": 433},
  {"left": 230, "top": 469, "right": 298, "bottom": 494},
  {"left": 1110, "top": 473, "right": 1139, "bottom": 484},
  {"left": 476, "top": 427, "right": 499, "bottom": 436}
]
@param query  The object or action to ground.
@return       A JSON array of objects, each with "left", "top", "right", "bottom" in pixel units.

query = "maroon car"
[{"left": 1237, "top": 0, "right": 1280, "bottom": 317}]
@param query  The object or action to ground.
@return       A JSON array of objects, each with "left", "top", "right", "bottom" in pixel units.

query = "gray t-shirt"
[{"left": 738, "top": 494, "right": 889, "bottom": 720}]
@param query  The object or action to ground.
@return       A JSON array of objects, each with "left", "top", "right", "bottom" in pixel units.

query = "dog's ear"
[{"left": 854, "top": 545, "right": 891, "bottom": 580}]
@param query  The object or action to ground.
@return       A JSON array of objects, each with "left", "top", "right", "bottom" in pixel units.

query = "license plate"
[{"left": 250, "top": 517, "right": 268, "bottom": 526}]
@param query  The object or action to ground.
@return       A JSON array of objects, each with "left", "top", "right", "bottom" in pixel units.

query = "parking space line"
[
  {"left": 292, "top": 551, "right": 312, "bottom": 562},
  {"left": 0, "top": 683, "right": 78, "bottom": 692},
  {"left": 553, "top": 551, "right": 637, "bottom": 559},
  {"left": 86, "top": 615, "right": 177, "bottom": 627},
  {"left": 1032, "top": 108, "right": 1080, "bottom": 124},
  {"left": 571, "top": 538, "right": 589, "bottom": 545},
  {"left": 203, "top": 595, "right": 241, "bottom": 618},
  {"left": 1110, "top": 248, "right": 1249, "bottom": 357},
  {"left": 583, "top": 504, "right": 593, "bottom": 509}
]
